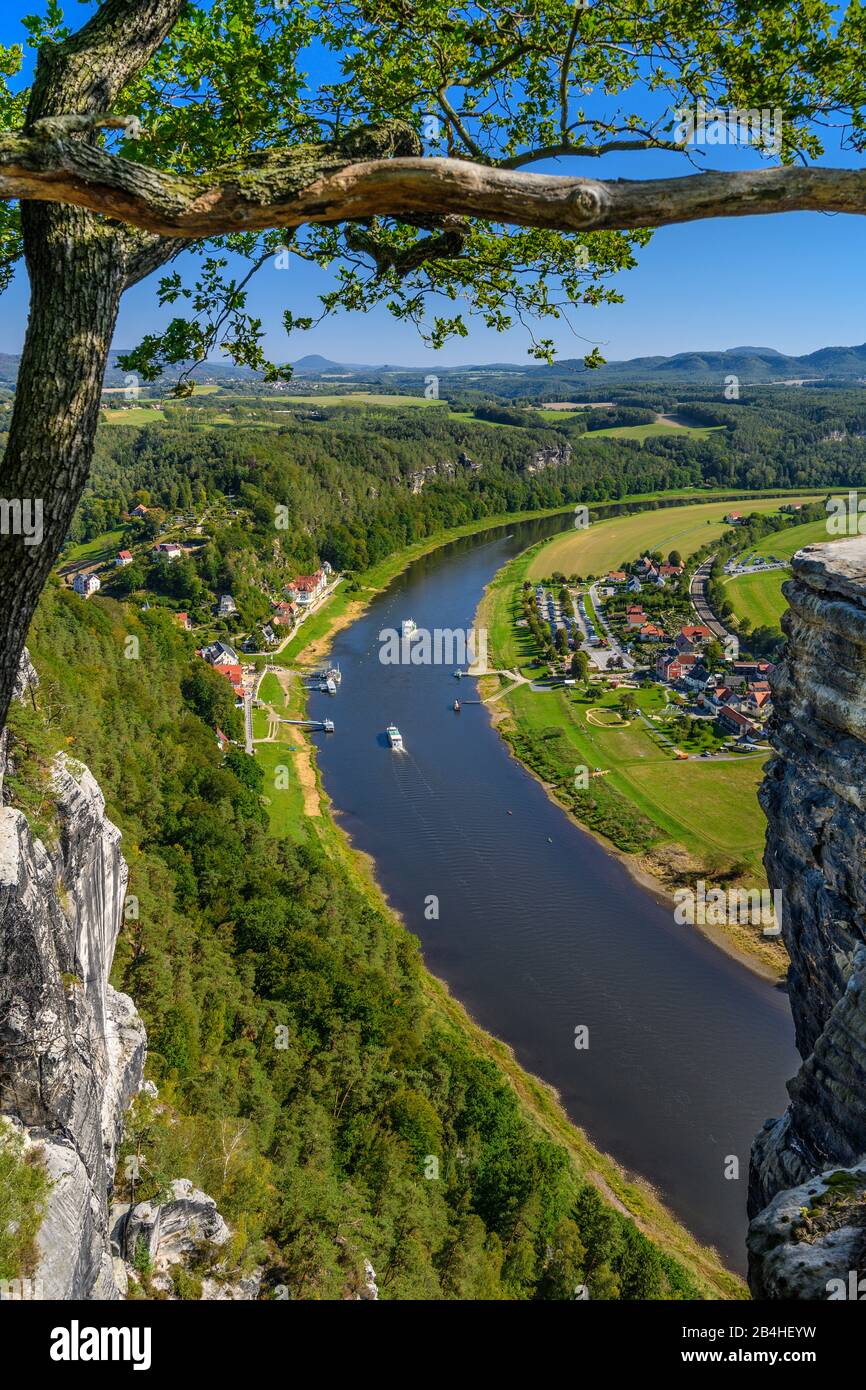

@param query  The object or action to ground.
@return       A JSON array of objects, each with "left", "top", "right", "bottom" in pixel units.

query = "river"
[{"left": 308, "top": 514, "right": 798, "bottom": 1273}]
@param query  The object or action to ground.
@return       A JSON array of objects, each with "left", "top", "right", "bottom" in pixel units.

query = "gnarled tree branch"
[{"left": 0, "top": 130, "right": 864, "bottom": 237}]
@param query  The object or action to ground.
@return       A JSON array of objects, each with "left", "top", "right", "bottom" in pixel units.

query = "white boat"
[
  {"left": 401, "top": 618, "right": 418, "bottom": 640},
  {"left": 386, "top": 724, "right": 404, "bottom": 751},
  {"left": 327, "top": 665, "right": 342, "bottom": 685},
  {"left": 325, "top": 678, "right": 337, "bottom": 695}
]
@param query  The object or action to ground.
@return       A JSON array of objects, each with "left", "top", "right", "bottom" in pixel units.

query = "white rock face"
[
  {"left": 122, "top": 1180, "right": 231, "bottom": 1269},
  {"left": 0, "top": 697, "right": 147, "bottom": 1299},
  {"left": 748, "top": 1164, "right": 866, "bottom": 1300},
  {"left": 751, "top": 542, "right": 866, "bottom": 1295}
]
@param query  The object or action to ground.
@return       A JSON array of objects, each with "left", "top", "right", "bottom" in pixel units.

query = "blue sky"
[{"left": 2, "top": 2, "right": 864, "bottom": 366}]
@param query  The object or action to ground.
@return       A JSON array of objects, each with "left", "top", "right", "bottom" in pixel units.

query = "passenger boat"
[{"left": 386, "top": 724, "right": 404, "bottom": 751}]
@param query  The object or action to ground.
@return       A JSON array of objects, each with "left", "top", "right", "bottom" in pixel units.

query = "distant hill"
[
  {"left": 286, "top": 342, "right": 866, "bottom": 386},
  {"left": 290, "top": 353, "right": 373, "bottom": 374},
  {"left": 1, "top": 341, "right": 865, "bottom": 393}
]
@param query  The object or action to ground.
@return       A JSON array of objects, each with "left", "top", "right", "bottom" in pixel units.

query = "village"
[
  {"left": 528, "top": 540, "right": 774, "bottom": 758},
  {"left": 62, "top": 500, "right": 342, "bottom": 746}
]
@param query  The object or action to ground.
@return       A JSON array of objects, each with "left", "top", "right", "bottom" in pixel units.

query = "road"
[
  {"left": 244, "top": 693, "right": 253, "bottom": 754},
  {"left": 689, "top": 557, "right": 737, "bottom": 643}
]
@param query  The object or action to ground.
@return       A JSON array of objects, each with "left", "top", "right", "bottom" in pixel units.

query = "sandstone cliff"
[
  {"left": 0, "top": 732, "right": 146, "bottom": 1298},
  {"left": 749, "top": 538, "right": 866, "bottom": 1298},
  {"left": 0, "top": 656, "right": 249, "bottom": 1301}
]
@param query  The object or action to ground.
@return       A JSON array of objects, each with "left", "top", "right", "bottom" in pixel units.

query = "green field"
[
  {"left": 504, "top": 678, "right": 767, "bottom": 872},
  {"left": 254, "top": 739, "right": 308, "bottom": 840},
  {"left": 527, "top": 494, "right": 818, "bottom": 580},
  {"left": 724, "top": 569, "right": 790, "bottom": 630},
  {"left": 275, "top": 392, "right": 443, "bottom": 408},
  {"left": 101, "top": 405, "right": 168, "bottom": 425},
  {"left": 583, "top": 421, "right": 724, "bottom": 442},
  {"left": 60, "top": 529, "right": 124, "bottom": 567},
  {"left": 723, "top": 516, "right": 831, "bottom": 630},
  {"left": 258, "top": 671, "right": 286, "bottom": 707}
]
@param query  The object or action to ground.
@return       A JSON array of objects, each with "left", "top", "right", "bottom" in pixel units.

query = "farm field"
[
  {"left": 100, "top": 405, "right": 167, "bottom": 425},
  {"left": 723, "top": 516, "right": 831, "bottom": 630},
  {"left": 526, "top": 494, "right": 818, "bottom": 581},
  {"left": 583, "top": 420, "right": 723, "bottom": 441},
  {"left": 273, "top": 392, "right": 442, "bottom": 408}
]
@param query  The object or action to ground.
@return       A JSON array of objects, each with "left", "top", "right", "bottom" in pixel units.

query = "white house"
[
  {"left": 202, "top": 640, "right": 239, "bottom": 667},
  {"left": 152, "top": 542, "right": 183, "bottom": 562},
  {"left": 73, "top": 572, "right": 101, "bottom": 598},
  {"left": 293, "top": 569, "right": 327, "bottom": 606}
]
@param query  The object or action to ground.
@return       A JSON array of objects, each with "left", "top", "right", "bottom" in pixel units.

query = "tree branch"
[{"left": 0, "top": 131, "right": 865, "bottom": 236}]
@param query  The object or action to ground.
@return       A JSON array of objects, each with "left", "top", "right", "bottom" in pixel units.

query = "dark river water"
[{"left": 309, "top": 515, "right": 798, "bottom": 1273}]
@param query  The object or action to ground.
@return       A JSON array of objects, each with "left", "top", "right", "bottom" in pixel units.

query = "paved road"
[
  {"left": 244, "top": 693, "right": 253, "bottom": 755},
  {"left": 689, "top": 558, "right": 737, "bottom": 643}
]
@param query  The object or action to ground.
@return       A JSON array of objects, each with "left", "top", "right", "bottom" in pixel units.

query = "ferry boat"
[
  {"left": 386, "top": 724, "right": 404, "bottom": 751},
  {"left": 401, "top": 618, "right": 419, "bottom": 640}
]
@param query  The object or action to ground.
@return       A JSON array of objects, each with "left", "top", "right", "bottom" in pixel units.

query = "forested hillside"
[{"left": 60, "top": 389, "right": 866, "bottom": 580}]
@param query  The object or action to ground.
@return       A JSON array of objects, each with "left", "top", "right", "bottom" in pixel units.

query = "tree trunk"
[{"left": 0, "top": 202, "right": 124, "bottom": 728}]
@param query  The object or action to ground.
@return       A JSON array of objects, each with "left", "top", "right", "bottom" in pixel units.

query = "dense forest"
[
  {"left": 56, "top": 388, "right": 866, "bottom": 595},
  {"left": 6, "top": 582, "right": 704, "bottom": 1299}
]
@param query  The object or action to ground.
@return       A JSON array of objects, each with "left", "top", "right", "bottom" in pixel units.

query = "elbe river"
[{"left": 309, "top": 514, "right": 798, "bottom": 1273}]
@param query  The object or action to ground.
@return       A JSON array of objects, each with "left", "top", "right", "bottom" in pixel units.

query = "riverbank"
[
  {"left": 474, "top": 530, "right": 787, "bottom": 981},
  {"left": 258, "top": 504, "right": 758, "bottom": 1298}
]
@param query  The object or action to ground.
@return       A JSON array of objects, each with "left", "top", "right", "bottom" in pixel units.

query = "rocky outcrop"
[
  {"left": 109, "top": 1178, "right": 263, "bottom": 1301},
  {"left": 750, "top": 539, "right": 866, "bottom": 1297},
  {"left": 0, "top": 731, "right": 147, "bottom": 1299},
  {"left": 748, "top": 1165, "right": 866, "bottom": 1300},
  {"left": 522, "top": 441, "right": 572, "bottom": 475},
  {"left": 118, "top": 1179, "right": 231, "bottom": 1269},
  {"left": 406, "top": 451, "right": 480, "bottom": 494}
]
